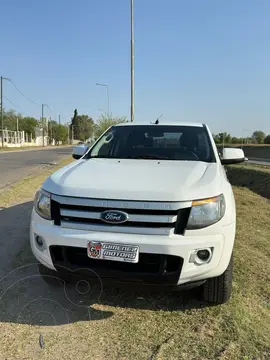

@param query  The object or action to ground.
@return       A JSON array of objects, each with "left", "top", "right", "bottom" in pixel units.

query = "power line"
[
  {"left": 8, "top": 79, "right": 41, "bottom": 107},
  {"left": 46, "top": 104, "right": 52, "bottom": 112},
  {"left": 3, "top": 96, "right": 18, "bottom": 108},
  {"left": 3, "top": 96, "right": 39, "bottom": 119}
]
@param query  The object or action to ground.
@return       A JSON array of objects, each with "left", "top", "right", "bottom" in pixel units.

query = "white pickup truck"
[{"left": 30, "top": 122, "right": 245, "bottom": 305}]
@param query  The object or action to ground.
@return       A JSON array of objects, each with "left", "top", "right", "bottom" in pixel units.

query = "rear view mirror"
[
  {"left": 221, "top": 148, "right": 245, "bottom": 165},
  {"left": 72, "top": 144, "right": 89, "bottom": 160}
]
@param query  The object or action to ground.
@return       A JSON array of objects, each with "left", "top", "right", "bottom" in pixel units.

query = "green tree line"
[
  {"left": 213, "top": 130, "right": 270, "bottom": 145},
  {"left": 2, "top": 108, "right": 127, "bottom": 144},
  {"left": 2, "top": 109, "right": 38, "bottom": 139},
  {"left": 69, "top": 109, "right": 127, "bottom": 142},
  {"left": 3, "top": 107, "right": 269, "bottom": 145}
]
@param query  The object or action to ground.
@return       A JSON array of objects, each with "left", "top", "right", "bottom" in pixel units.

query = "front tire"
[
  {"left": 38, "top": 263, "right": 70, "bottom": 286},
  {"left": 202, "top": 254, "right": 233, "bottom": 305}
]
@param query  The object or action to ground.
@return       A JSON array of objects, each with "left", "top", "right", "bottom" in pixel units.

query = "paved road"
[
  {"left": 0, "top": 147, "right": 72, "bottom": 189},
  {"left": 248, "top": 158, "right": 270, "bottom": 166}
]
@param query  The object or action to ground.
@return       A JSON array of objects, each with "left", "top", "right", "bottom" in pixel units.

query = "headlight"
[
  {"left": 34, "top": 189, "right": 52, "bottom": 220},
  {"left": 186, "top": 194, "right": 226, "bottom": 230}
]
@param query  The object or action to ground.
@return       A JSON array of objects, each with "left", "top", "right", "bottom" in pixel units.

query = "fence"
[{"left": 0, "top": 129, "right": 37, "bottom": 147}]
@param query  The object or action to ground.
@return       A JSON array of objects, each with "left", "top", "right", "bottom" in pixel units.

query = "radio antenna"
[{"left": 153, "top": 114, "right": 163, "bottom": 124}]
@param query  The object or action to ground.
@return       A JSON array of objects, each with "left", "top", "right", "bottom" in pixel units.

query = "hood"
[{"left": 42, "top": 158, "right": 222, "bottom": 202}]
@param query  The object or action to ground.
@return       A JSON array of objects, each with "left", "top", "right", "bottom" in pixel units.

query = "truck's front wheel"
[
  {"left": 202, "top": 254, "right": 233, "bottom": 305},
  {"left": 38, "top": 263, "right": 70, "bottom": 286}
]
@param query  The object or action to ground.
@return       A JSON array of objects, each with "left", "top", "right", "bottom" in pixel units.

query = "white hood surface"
[{"left": 43, "top": 158, "right": 223, "bottom": 202}]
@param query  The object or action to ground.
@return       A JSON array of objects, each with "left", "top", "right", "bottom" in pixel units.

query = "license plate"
[{"left": 87, "top": 242, "right": 139, "bottom": 263}]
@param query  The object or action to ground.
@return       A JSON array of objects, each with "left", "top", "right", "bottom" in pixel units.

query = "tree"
[
  {"left": 70, "top": 109, "right": 95, "bottom": 141},
  {"left": 77, "top": 115, "right": 95, "bottom": 141},
  {"left": 19, "top": 117, "right": 38, "bottom": 139},
  {"left": 264, "top": 135, "right": 270, "bottom": 144},
  {"left": 231, "top": 137, "right": 240, "bottom": 144},
  {"left": 3, "top": 109, "right": 18, "bottom": 131},
  {"left": 94, "top": 114, "right": 127, "bottom": 139},
  {"left": 213, "top": 134, "right": 220, "bottom": 144},
  {"left": 48, "top": 120, "right": 58, "bottom": 144},
  {"left": 2, "top": 108, "right": 38, "bottom": 138},
  {"left": 48, "top": 121, "right": 69, "bottom": 144},
  {"left": 214, "top": 132, "right": 231, "bottom": 144},
  {"left": 252, "top": 131, "right": 265, "bottom": 144},
  {"left": 53, "top": 124, "right": 68, "bottom": 144},
  {"left": 70, "top": 109, "right": 78, "bottom": 139}
]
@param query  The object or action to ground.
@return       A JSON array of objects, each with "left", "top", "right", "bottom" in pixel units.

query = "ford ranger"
[{"left": 30, "top": 122, "right": 245, "bottom": 305}]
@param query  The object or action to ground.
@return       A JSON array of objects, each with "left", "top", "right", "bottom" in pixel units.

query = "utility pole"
[
  {"left": 58, "top": 114, "right": 60, "bottom": 124},
  {"left": 42, "top": 104, "right": 45, "bottom": 147},
  {"left": 51, "top": 120, "right": 54, "bottom": 145},
  {"left": 16, "top": 118, "right": 19, "bottom": 145},
  {"left": 48, "top": 117, "right": 51, "bottom": 145},
  {"left": 1, "top": 76, "right": 10, "bottom": 148},
  {"left": 130, "top": 0, "right": 135, "bottom": 122},
  {"left": 41, "top": 103, "right": 50, "bottom": 146}
]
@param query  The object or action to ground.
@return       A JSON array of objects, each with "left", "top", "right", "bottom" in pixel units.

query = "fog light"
[
  {"left": 197, "top": 249, "right": 211, "bottom": 261},
  {"left": 189, "top": 247, "right": 213, "bottom": 265},
  {"left": 35, "top": 235, "right": 45, "bottom": 248}
]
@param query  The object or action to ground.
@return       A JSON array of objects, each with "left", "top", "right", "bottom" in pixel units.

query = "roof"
[{"left": 115, "top": 121, "right": 203, "bottom": 127}]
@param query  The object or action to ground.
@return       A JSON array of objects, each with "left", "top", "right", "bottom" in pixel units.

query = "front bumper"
[{"left": 30, "top": 210, "right": 235, "bottom": 286}]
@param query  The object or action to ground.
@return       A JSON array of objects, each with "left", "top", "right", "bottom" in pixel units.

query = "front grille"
[
  {"left": 50, "top": 246, "right": 183, "bottom": 285},
  {"left": 51, "top": 195, "right": 191, "bottom": 235}
]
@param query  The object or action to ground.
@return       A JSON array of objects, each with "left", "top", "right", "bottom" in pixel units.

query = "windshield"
[{"left": 86, "top": 125, "right": 215, "bottom": 162}]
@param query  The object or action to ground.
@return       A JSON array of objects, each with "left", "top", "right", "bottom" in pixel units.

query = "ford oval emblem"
[{"left": 100, "top": 210, "right": 129, "bottom": 224}]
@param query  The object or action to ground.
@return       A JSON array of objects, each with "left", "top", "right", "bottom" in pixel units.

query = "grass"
[
  {"left": 226, "top": 163, "right": 270, "bottom": 199},
  {"left": 0, "top": 163, "right": 269, "bottom": 359},
  {"left": 230, "top": 163, "right": 270, "bottom": 173}
]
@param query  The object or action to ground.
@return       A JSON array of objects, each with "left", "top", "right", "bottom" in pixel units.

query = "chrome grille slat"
[
  {"left": 61, "top": 221, "right": 174, "bottom": 236},
  {"left": 52, "top": 194, "right": 191, "bottom": 211},
  {"left": 60, "top": 209, "right": 177, "bottom": 223},
  {"left": 51, "top": 195, "right": 191, "bottom": 235}
]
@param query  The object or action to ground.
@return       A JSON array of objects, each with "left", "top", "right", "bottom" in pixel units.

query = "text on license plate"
[{"left": 87, "top": 242, "right": 139, "bottom": 263}]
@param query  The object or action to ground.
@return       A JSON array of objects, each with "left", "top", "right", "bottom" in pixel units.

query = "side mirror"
[
  {"left": 221, "top": 148, "right": 245, "bottom": 165},
  {"left": 72, "top": 144, "right": 89, "bottom": 160}
]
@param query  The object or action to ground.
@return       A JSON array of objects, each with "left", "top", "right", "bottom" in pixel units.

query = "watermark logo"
[{"left": 0, "top": 263, "right": 111, "bottom": 328}]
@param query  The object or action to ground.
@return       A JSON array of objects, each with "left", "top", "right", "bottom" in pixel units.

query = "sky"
[{"left": 0, "top": 0, "right": 269, "bottom": 136}]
